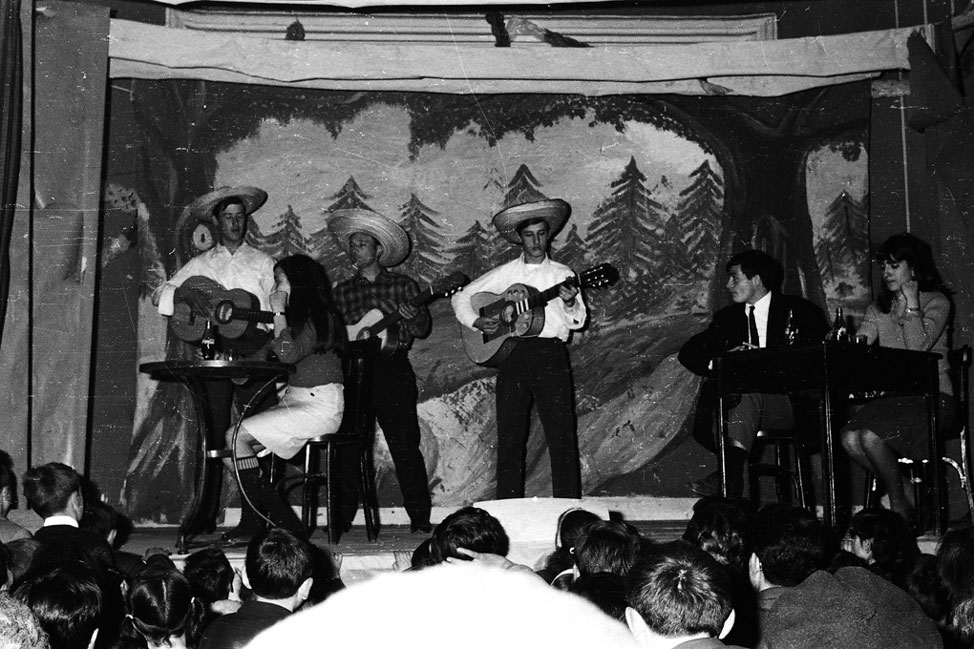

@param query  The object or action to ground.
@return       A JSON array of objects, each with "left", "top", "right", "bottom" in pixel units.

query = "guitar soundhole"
[{"left": 213, "top": 301, "right": 235, "bottom": 325}]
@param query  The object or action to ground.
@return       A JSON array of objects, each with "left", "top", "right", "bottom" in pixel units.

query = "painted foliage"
[{"left": 118, "top": 82, "right": 869, "bottom": 521}]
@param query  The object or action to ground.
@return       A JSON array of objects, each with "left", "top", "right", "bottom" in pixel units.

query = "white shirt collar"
[{"left": 43, "top": 514, "right": 79, "bottom": 528}]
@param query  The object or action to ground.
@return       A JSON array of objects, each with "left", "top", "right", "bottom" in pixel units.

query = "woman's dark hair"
[
  {"left": 850, "top": 508, "right": 919, "bottom": 581},
  {"left": 875, "top": 233, "right": 948, "bottom": 313},
  {"left": 539, "top": 509, "right": 602, "bottom": 582},
  {"left": 118, "top": 569, "right": 205, "bottom": 649},
  {"left": 938, "top": 527, "right": 974, "bottom": 606},
  {"left": 275, "top": 255, "right": 345, "bottom": 354}
]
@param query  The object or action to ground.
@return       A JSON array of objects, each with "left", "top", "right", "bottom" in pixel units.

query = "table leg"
[
  {"left": 715, "top": 361, "right": 728, "bottom": 498},
  {"left": 928, "top": 357, "right": 944, "bottom": 534},
  {"left": 177, "top": 376, "right": 216, "bottom": 553},
  {"left": 821, "top": 386, "right": 837, "bottom": 531}
]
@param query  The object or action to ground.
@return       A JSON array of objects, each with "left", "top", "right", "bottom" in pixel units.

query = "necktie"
[{"left": 748, "top": 305, "right": 760, "bottom": 347}]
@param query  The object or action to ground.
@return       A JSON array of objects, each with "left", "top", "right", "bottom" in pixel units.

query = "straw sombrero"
[
  {"left": 491, "top": 199, "right": 571, "bottom": 244},
  {"left": 327, "top": 209, "right": 410, "bottom": 267},
  {"left": 188, "top": 186, "right": 268, "bottom": 223}
]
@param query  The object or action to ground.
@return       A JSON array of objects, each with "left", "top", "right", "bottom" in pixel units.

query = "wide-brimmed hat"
[
  {"left": 327, "top": 209, "right": 410, "bottom": 267},
  {"left": 491, "top": 199, "right": 571, "bottom": 244},
  {"left": 188, "top": 186, "right": 268, "bottom": 223}
]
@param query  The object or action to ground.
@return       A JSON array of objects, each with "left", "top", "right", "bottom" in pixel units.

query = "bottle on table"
[
  {"left": 828, "top": 307, "right": 849, "bottom": 343},
  {"left": 201, "top": 320, "right": 217, "bottom": 360},
  {"left": 784, "top": 308, "right": 799, "bottom": 345}
]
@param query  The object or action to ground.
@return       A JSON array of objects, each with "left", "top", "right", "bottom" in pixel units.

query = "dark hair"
[
  {"left": 13, "top": 563, "right": 103, "bottom": 649},
  {"left": 5, "top": 538, "right": 41, "bottom": 582},
  {"left": 683, "top": 497, "right": 753, "bottom": 576},
  {"left": 898, "top": 554, "right": 949, "bottom": 624},
  {"left": 213, "top": 196, "right": 246, "bottom": 217},
  {"left": 119, "top": 569, "right": 203, "bottom": 649},
  {"left": 275, "top": 255, "right": 345, "bottom": 354},
  {"left": 79, "top": 500, "right": 118, "bottom": 547},
  {"left": 0, "top": 450, "right": 16, "bottom": 503},
  {"left": 408, "top": 538, "right": 434, "bottom": 571},
  {"left": 182, "top": 546, "right": 233, "bottom": 605},
  {"left": 573, "top": 520, "right": 642, "bottom": 578},
  {"left": 875, "top": 233, "right": 948, "bottom": 314},
  {"left": 429, "top": 507, "right": 509, "bottom": 563},
  {"left": 849, "top": 508, "right": 920, "bottom": 581},
  {"left": 938, "top": 527, "right": 974, "bottom": 606},
  {"left": 751, "top": 503, "right": 823, "bottom": 587},
  {"left": 626, "top": 542, "right": 733, "bottom": 638},
  {"left": 541, "top": 509, "right": 602, "bottom": 580},
  {"left": 22, "top": 463, "right": 80, "bottom": 519},
  {"left": 515, "top": 217, "right": 549, "bottom": 236},
  {"left": 568, "top": 572, "right": 628, "bottom": 622},
  {"left": 245, "top": 528, "right": 313, "bottom": 600},
  {"left": 726, "top": 250, "right": 784, "bottom": 293}
]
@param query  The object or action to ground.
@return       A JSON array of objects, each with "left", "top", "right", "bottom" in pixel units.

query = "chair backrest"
[
  {"left": 948, "top": 345, "right": 971, "bottom": 437},
  {"left": 339, "top": 340, "right": 378, "bottom": 440}
]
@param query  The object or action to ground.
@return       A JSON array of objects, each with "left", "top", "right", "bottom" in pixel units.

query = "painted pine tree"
[
  {"left": 450, "top": 220, "right": 494, "bottom": 279},
  {"left": 588, "top": 157, "right": 667, "bottom": 318},
  {"left": 247, "top": 205, "right": 310, "bottom": 260},
  {"left": 815, "top": 190, "right": 868, "bottom": 279},
  {"left": 502, "top": 164, "right": 548, "bottom": 208},
  {"left": 674, "top": 160, "right": 724, "bottom": 309},
  {"left": 398, "top": 193, "right": 449, "bottom": 286}
]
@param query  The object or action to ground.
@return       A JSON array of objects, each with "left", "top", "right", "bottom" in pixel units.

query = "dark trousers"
[
  {"left": 495, "top": 338, "right": 580, "bottom": 499},
  {"left": 338, "top": 351, "right": 431, "bottom": 525},
  {"left": 726, "top": 392, "right": 795, "bottom": 451}
]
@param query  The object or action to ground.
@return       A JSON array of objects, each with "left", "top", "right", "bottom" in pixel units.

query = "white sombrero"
[
  {"left": 491, "top": 199, "right": 571, "bottom": 244},
  {"left": 327, "top": 209, "right": 411, "bottom": 267},
  {"left": 189, "top": 186, "right": 268, "bottom": 223}
]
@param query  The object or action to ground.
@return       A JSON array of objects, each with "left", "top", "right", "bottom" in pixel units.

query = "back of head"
[
  {"left": 557, "top": 509, "right": 603, "bottom": 552},
  {"left": 22, "top": 463, "right": 80, "bottom": 519},
  {"left": 5, "top": 538, "right": 41, "bottom": 583},
  {"left": 626, "top": 541, "right": 733, "bottom": 638},
  {"left": 78, "top": 501, "right": 117, "bottom": 545},
  {"left": 123, "top": 569, "right": 202, "bottom": 649},
  {"left": 574, "top": 520, "right": 642, "bottom": 578},
  {"left": 850, "top": 508, "right": 919, "bottom": 579},
  {"left": 182, "top": 546, "right": 233, "bottom": 605},
  {"left": 938, "top": 527, "right": 974, "bottom": 603},
  {"left": 569, "top": 572, "right": 628, "bottom": 623},
  {"left": 726, "top": 249, "right": 784, "bottom": 293},
  {"left": 752, "top": 503, "right": 823, "bottom": 587},
  {"left": 13, "top": 562, "right": 102, "bottom": 649},
  {"left": 0, "top": 451, "right": 17, "bottom": 511},
  {"left": 0, "top": 593, "right": 50, "bottom": 649},
  {"left": 898, "top": 554, "right": 949, "bottom": 624},
  {"left": 245, "top": 528, "right": 313, "bottom": 600},
  {"left": 430, "top": 507, "right": 509, "bottom": 564},
  {"left": 683, "top": 497, "right": 752, "bottom": 576}
]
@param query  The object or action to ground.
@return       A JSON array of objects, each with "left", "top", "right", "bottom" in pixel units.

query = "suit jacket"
[
  {"left": 678, "top": 293, "right": 829, "bottom": 450},
  {"left": 198, "top": 600, "right": 291, "bottom": 649},
  {"left": 32, "top": 524, "right": 117, "bottom": 573}
]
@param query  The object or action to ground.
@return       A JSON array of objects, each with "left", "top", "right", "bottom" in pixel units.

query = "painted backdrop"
[{"left": 111, "top": 83, "right": 869, "bottom": 522}]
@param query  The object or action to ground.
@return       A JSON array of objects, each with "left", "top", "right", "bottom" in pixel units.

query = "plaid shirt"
[{"left": 334, "top": 270, "right": 431, "bottom": 349}]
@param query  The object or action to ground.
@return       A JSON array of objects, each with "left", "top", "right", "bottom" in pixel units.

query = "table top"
[
  {"left": 139, "top": 360, "right": 295, "bottom": 381},
  {"left": 714, "top": 342, "right": 939, "bottom": 395}
]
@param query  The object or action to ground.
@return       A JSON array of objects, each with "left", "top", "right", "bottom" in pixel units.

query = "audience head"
[
  {"left": 78, "top": 500, "right": 128, "bottom": 550},
  {"left": 182, "top": 546, "right": 234, "bottom": 606},
  {"left": 683, "top": 497, "right": 752, "bottom": 576},
  {"left": 556, "top": 508, "right": 602, "bottom": 552},
  {"left": 938, "top": 526, "right": 974, "bottom": 605},
  {"left": 898, "top": 554, "right": 949, "bottom": 625},
  {"left": 13, "top": 563, "right": 102, "bottom": 649},
  {"left": 568, "top": 572, "right": 628, "bottom": 623},
  {"left": 625, "top": 542, "right": 735, "bottom": 646},
  {"left": 120, "top": 569, "right": 203, "bottom": 649},
  {"left": 429, "top": 507, "right": 509, "bottom": 564},
  {"left": 0, "top": 593, "right": 50, "bottom": 649},
  {"left": 749, "top": 503, "right": 823, "bottom": 590},
  {"left": 573, "top": 520, "right": 642, "bottom": 578},
  {"left": 0, "top": 452, "right": 18, "bottom": 517},
  {"left": 5, "top": 539, "right": 40, "bottom": 583},
  {"left": 408, "top": 538, "right": 433, "bottom": 571},
  {"left": 847, "top": 507, "right": 919, "bottom": 581},
  {"left": 726, "top": 249, "right": 784, "bottom": 294},
  {"left": 306, "top": 544, "right": 344, "bottom": 606},
  {"left": 245, "top": 528, "right": 313, "bottom": 604},
  {"left": 22, "top": 463, "right": 82, "bottom": 520}
]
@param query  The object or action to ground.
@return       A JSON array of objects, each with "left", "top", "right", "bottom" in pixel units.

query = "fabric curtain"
[{"left": 0, "top": 0, "right": 21, "bottom": 348}]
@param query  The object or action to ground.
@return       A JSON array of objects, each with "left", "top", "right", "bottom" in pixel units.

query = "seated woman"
[
  {"left": 222, "top": 254, "right": 345, "bottom": 543},
  {"left": 841, "top": 233, "right": 955, "bottom": 521}
]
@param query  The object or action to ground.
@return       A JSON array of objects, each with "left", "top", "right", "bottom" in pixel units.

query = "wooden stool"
[{"left": 748, "top": 429, "right": 812, "bottom": 509}]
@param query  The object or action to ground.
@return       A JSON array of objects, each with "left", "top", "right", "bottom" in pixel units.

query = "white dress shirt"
[
  {"left": 748, "top": 291, "right": 772, "bottom": 348},
  {"left": 451, "top": 254, "right": 586, "bottom": 342}
]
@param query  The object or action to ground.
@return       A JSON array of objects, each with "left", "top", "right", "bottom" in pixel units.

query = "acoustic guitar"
[
  {"left": 345, "top": 271, "right": 469, "bottom": 357},
  {"left": 169, "top": 275, "right": 274, "bottom": 343},
  {"left": 460, "top": 263, "right": 619, "bottom": 367}
]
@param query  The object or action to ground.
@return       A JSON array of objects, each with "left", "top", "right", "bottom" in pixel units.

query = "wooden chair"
[
  {"left": 279, "top": 341, "right": 381, "bottom": 543},
  {"left": 748, "top": 428, "right": 812, "bottom": 509}
]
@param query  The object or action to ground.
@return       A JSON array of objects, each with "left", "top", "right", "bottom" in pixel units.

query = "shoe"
[
  {"left": 410, "top": 520, "right": 432, "bottom": 534},
  {"left": 688, "top": 471, "right": 743, "bottom": 498},
  {"left": 219, "top": 524, "right": 261, "bottom": 547}
]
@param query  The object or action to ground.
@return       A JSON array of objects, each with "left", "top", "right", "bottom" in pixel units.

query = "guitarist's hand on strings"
[
  {"left": 174, "top": 285, "right": 213, "bottom": 319},
  {"left": 558, "top": 283, "right": 579, "bottom": 307},
  {"left": 397, "top": 303, "right": 419, "bottom": 321},
  {"left": 474, "top": 314, "right": 501, "bottom": 335}
]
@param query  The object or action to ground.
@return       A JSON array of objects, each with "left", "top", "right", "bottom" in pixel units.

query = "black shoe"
[
  {"left": 219, "top": 524, "right": 262, "bottom": 547},
  {"left": 410, "top": 520, "right": 432, "bottom": 534},
  {"left": 688, "top": 471, "right": 743, "bottom": 498}
]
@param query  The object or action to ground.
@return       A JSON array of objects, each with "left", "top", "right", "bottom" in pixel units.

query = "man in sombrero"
[
  {"left": 155, "top": 186, "right": 277, "bottom": 539},
  {"left": 329, "top": 209, "right": 433, "bottom": 534},
  {"left": 451, "top": 199, "right": 586, "bottom": 500}
]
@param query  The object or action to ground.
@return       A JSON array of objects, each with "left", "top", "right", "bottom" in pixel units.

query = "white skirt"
[{"left": 239, "top": 383, "right": 344, "bottom": 460}]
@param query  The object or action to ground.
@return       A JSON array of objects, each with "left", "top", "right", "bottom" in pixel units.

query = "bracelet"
[
  {"left": 273, "top": 311, "right": 286, "bottom": 317},
  {"left": 904, "top": 307, "right": 922, "bottom": 315}
]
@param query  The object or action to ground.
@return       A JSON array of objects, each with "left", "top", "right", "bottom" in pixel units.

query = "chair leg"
[
  {"left": 326, "top": 442, "right": 340, "bottom": 545},
  {"left": 301, "top": 445, "right": 315, "bottom": 534},
  {"left": 792, "top": 441, "right": 809, "bottom": 510},
  {"left": 359, "top": 443, "right": 379, "bottom": 542}
]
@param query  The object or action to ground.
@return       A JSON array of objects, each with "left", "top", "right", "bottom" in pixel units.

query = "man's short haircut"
[
  {"left": 429, "top": 507, "right": 509, "bottom": 563},
  {"left": 183, "top": 546, "right": 234, "bottom": 605},
  {"left": 213, "top": 196, "right": 246, "bottom": 217},
  {"left": 726, "top": 249, "right": 784, "bottom": 293},
  {"left": 751, "top": 503, "right": 823, "bottom": 587},
  {"left": 13, "top": 563, "right": 102, "bottom": 649},
  {"left": 78, "top": 500, "right": 118, "bottom": 546},
  {"left": 245, "top": 528, "right": 313, "bottom": 600},
  {"left": 0, "top": 593, "right": 50, "bottom": 649},
  {"left": 573, "top": 520, "right": 642, "bottom": 577},
  {"left": 626, "top": 542, "right": 733, "bottom": 638},
  {"left": 5, "top": 538, "right": 41, "bottom": 582},
  {"left": 515, "top": 217, "right": 550, "bottom": 236},
  {"left": 683, "top": 496, "right": 753, "bottom": 576},
  {"left": 22, "top": 463, "right": 81, "bottom": 519},
  {"left": 569, "top": 572, "right": 628, "bottom": 622}
]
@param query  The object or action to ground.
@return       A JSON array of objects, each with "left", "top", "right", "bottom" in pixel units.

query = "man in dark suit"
[{"left": 679, "top": 250, "right": 828, "bottom": 497}]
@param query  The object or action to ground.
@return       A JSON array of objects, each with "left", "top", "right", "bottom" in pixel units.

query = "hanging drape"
[{"left": 0, "top": 0, "right": 21, "bottom": 349}]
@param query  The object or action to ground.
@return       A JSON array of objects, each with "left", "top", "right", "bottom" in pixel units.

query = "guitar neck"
[
  {"left": 531, "top": 276, "right": 578, "bottom": 310},
  {"left": 234, "top": 308, "right": 275, "bottom": 325},
  {"left": 366, "top": 286, "right": 436, "bottom": 335}
]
